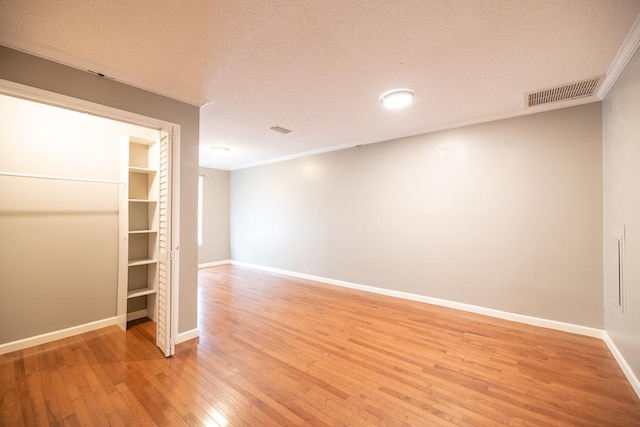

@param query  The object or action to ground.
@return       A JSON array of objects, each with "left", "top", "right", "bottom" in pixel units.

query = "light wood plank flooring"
[{"left": 2, "top": 265, "right": 639, "bottom": 426}]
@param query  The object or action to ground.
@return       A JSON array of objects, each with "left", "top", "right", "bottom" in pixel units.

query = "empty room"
[{"left": 1, "top": 1, "right": 640, "bottom": 426}]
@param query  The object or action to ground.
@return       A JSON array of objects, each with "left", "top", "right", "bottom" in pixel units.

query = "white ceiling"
[{"left": 2, "top": 1, "right": 640, "bottom": 170}]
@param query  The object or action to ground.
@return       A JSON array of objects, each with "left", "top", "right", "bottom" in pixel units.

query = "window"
[{"left": 198, "top": 175, "right": 204, "bottom": 246}]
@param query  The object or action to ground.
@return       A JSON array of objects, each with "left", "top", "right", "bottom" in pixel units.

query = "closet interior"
[{"left": 0, "top": 92, "right": 172, "bottom": 355}]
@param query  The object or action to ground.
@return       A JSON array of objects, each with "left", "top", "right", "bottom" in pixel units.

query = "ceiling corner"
[{"left": 597, "top": 14, "right": 640, "bottom": 100}]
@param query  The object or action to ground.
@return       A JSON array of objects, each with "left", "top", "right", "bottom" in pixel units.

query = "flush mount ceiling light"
[
  {"left": 211, "top": 146, "right": 230, "bottom": 154},
  {"left": 380, "top": 88, "right": 415, "bottom": 109}
]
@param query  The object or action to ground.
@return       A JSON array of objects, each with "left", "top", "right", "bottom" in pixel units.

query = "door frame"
[{"left": 0, "top": 78, "right": 181, "bottom": 354}]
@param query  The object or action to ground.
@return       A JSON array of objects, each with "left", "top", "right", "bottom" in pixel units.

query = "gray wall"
[
  {"left": 0, "top": 46, "right": 200, "bottom": 335},
  {"left": 231, "top": 103, "right": 604, "bottom": 327},
  {"left": 603, "top": 47, "right": 640, "bottom": 379},
  {"left": 198, "top": 167, "right": 230, "bottom": 264}
]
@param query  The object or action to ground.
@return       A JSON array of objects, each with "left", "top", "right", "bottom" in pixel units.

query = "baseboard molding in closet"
[{"left": 0, "top": 316, "right": 119, "bottom": 356}]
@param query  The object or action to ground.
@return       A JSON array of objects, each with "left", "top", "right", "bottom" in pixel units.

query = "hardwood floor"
[{"left": 2, "top": 265, "right": 639, "bottom": 426}]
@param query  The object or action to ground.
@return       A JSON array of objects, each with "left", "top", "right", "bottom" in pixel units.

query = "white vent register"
[{"left": 526, "top": 76, "right": 604, "bottom": 107}]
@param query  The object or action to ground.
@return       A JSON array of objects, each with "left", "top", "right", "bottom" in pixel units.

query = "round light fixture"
[
  {"left": 211, "top": 146, "right": 230, "bottom": 154},
  {"left": 380, "top": 88, "right": 415, "bottom": 109}
]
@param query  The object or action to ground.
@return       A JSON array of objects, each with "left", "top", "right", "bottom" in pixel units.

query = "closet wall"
[{"left": 0, "top": 94, "right": 158, "bottom": 344}]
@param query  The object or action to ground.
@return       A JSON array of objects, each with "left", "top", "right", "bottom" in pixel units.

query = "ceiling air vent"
[
  {"left": 526, "top": 76, "right": 604, "bottom": 107},
  {"left": 270, "top": 125, "right": 292, "bottom": 134}
]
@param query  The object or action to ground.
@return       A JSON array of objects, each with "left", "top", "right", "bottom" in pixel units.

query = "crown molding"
[{"left": 598, "top": 14, "right": 640, "bottom": 99}]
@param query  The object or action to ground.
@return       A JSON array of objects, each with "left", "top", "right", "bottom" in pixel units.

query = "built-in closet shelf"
[
  {"left": 128, "top": 258, "right": 159, "bottom": 267},
  {"left": 129, "top": 166, "right": 157, "bottom": 174},
  {"left": 119, "top": 134, "right": 164, "bottom": 334},
  {"left": 128, "top": 199, "right": 158, "bottom": 203},
  {"left": 127, "top": 288, "right": 157, "bottom": 299}
]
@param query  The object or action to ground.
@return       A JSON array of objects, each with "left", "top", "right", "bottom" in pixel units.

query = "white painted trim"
[
  {"left": 198, "top": 260, "right": 231, "bottom": 268},
  {"left": 603, "top": 332, "right": 640, "bottom": 399},
  {"left": 598, "top": 14, "right": 640, "bottom": 99},
  {"left": 0, "top": 317, "right": 119, "bottom": 356},
  {"left": 230, "top": 261, "right": 604, "bottom": 338},
  {"left": 0, "top": 79, "right": 172, "bottom": 131},
  {"left": 127, "top": 309, "right": 149, "bottom": 322},
  {"left": 0, "top": 38, "right": 208, "bottom": 107},
  {"left": 116, "top": 314, "right": 127, "bottom": 331},
  {"left": 176, "top": 328, "right": 199, "bottom": 344}
]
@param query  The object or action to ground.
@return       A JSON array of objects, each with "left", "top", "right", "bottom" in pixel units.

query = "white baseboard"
[
  {"left": 603, "top": 332, "right": 640, "bottom": 399},
  {"left": 230, "top": 261, "right": 604, "bottom": 339},
  {"left": 198, "top": 260, "right": 231, "bottom": 269},
  {"left": 0, "top": 316, "right": 119, "bottom": 356},
  {"left": 127, "top": 309, "right": 149, "bottom": 322},
  {"left": 176, "top": 328, "right": 199, "bottom": 344}
]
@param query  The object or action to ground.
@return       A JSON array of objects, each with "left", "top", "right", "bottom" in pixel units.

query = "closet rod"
[{"left": 0, "top": 171, "right": 125, "bottom": 185}]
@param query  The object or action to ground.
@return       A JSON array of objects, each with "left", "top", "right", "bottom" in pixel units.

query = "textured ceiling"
[{"left": 1, "top": 1, "right": 640, "bottom": 170}]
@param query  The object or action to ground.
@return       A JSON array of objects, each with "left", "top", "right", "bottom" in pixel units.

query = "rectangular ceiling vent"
[
  {"left": 526, "top": 75, "right": 604, "bottom": 107},
  {"left": 270, "top": 125, "right": 292, "bottom": 134}
]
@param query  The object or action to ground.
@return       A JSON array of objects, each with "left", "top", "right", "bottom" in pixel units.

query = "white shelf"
[
  {"left": 120, "top": 135, "right": 161, "bottom": 328},
  {"left": 128, "top": 198, "right": 158, "bottom": 203},
  {"left": 127, "top": 287, "right": 157, "bottom": 299},
  {"left": 128, "top": 258, "right": 158, "bottom": 267},
  {"left": 129, "top": 166, "right": 157, "bottom": 174},
  {"left": 129, "top": 136, "right": 157, "bottom": 146}
]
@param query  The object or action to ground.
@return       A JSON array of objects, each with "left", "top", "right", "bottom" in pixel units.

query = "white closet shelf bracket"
[{"left": 0, "top": 171, "right": 126, "bottom": 185}]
